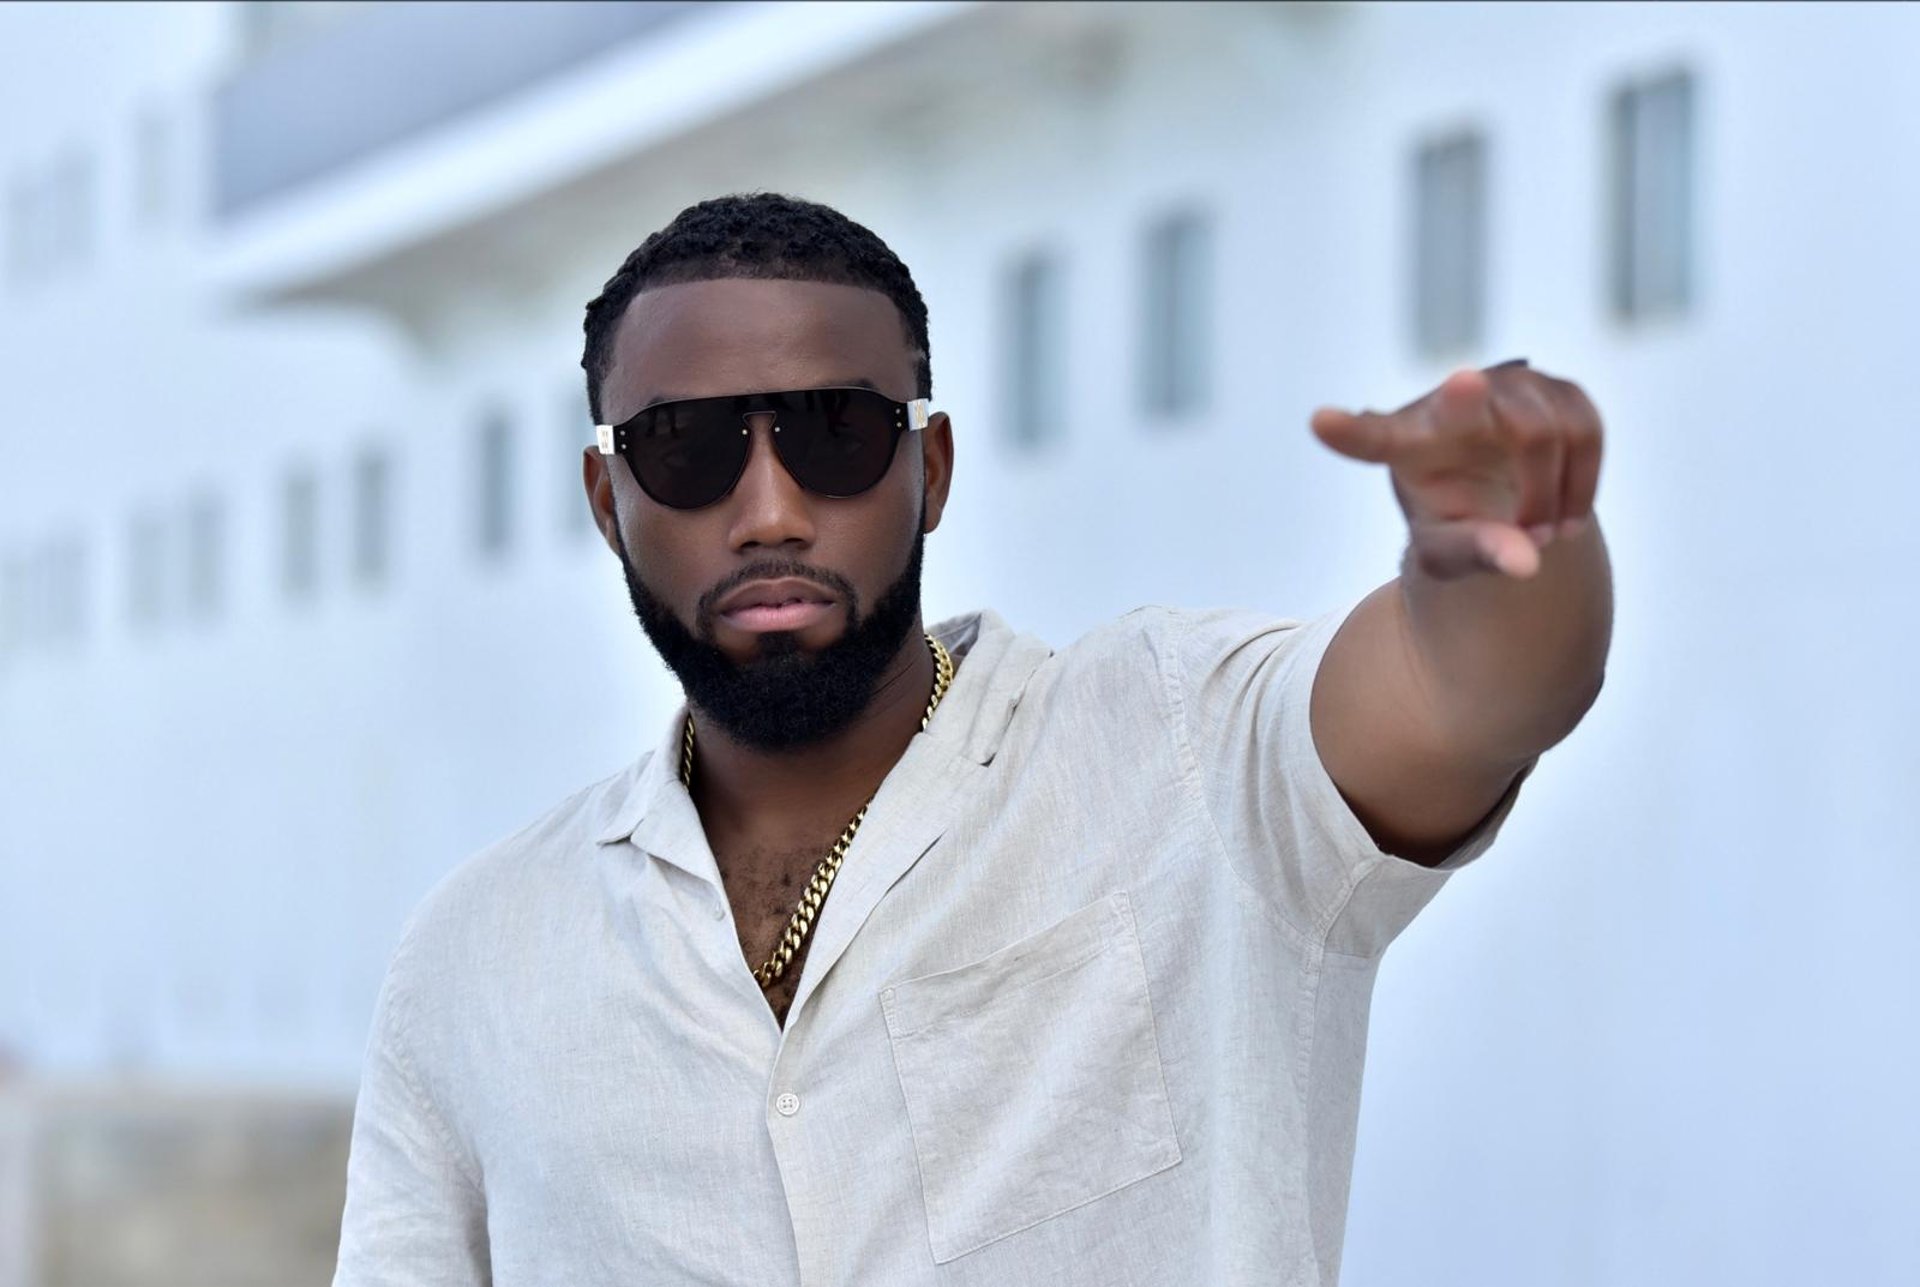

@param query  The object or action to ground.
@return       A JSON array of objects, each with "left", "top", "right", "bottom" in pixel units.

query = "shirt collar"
[
  {"left": 591, "top": 696, "right": 694, "bottom": 848},
  {"left": 925, "top": 608, "right": 1049, "bottom": 767},
  {"left": 591, "top": 608, "right": 1049, "bottom": 856}
]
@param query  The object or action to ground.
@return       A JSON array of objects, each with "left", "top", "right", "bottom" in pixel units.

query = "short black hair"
[{"left": 581, "top": 192, "right": 932, "bottom": 423}]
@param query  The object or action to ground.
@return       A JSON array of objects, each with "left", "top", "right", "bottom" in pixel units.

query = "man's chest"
[
  {"left": 705, "top": 734, "right": 1203, "bottom": 1025},
  {"left": 511, "top": 831, "right": 1214, "bottom": 1273},
  {"left": 713, "top": 840, "right": 844, "bottom": 1027}
]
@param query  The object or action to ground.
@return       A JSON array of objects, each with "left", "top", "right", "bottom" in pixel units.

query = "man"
[{"left": 334, "top": 193, "right": 1611, "bottom": 1285}]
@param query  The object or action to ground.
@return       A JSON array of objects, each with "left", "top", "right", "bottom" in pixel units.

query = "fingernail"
[
  {"left": 1558, "top": 516, "right": 1589, "bottom": 540},
  {"left": 1527, "top": 523, "right": 1556, "bottom": 547}
]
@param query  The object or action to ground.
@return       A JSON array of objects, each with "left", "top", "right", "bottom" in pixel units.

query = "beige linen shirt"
[{"left": 334, "top": 602, "right": 1529, "bottom": 1287}]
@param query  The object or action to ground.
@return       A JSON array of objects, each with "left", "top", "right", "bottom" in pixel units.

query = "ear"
[
  {"left": 583, "top": 447, "right": 626, "bottom": 558},
  {"left": 919, "top": 411, "right": 955, "bottom": 534}
]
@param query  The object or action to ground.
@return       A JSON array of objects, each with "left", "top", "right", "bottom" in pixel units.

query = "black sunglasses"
[{"left": 596, "top": 386, "right": 930, "bottom": 511}]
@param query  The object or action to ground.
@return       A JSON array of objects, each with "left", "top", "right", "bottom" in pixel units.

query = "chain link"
[{"left": 681, "top": 634, "right": 956, "bottom": 988}]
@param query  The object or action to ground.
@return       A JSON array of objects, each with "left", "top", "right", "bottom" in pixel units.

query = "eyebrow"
[{"left": 636, "top": 378, "right": 885, "bottom": 410}]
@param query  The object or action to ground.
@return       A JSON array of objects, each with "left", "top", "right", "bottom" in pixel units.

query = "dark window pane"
[
  {"left": 186, "top": 493, "right": 224, "bottom": 620},
  {"left": 283, "top": 468, "right": 318, "bottom": 599},
  {"left": 128, "top": 510, "right": 168, "bottom": 627},
  {"left": 353, "top": 446, "right": 391, "bottom": 586},
  {"left": 1003, "top": 250, "right": 1066, "bottom": 449},
  {"left": 1413, "top": 131, "right": 1487, "bottom": 357},
  {"left": 1141, "top": 210, "right": 1212, "bottom": 420},
  {"left": 1611, "top": 70, "right": 1695, "bottom": 320},
  {"left": 561, "top": 390, "right": 594, "bottom": 537},
  {"left": 476, "top": 411, "right": 514, "bottom": 559}
]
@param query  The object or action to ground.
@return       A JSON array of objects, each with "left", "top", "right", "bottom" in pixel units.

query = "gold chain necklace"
[{"left": 680, "top": 633, "right": 955, "bottom": 989}]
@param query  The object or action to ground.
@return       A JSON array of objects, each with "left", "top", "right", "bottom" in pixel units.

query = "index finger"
[{"left": 1309, "top": 405, "right": 1435, "bottom": 464}]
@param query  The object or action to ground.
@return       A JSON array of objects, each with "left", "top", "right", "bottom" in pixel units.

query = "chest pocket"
[{"left": 879, "top": 890, "right": 1183, "bottom": 1264}]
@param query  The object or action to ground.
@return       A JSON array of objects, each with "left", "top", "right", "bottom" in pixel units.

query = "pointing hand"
[{"left": 1309, "top": 359, "right": 1605, "bottom": 580}]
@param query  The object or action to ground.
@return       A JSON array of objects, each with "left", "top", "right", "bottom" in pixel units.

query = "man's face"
[{"left": 583, "top": 277, "right": 954, "bottom": 746}]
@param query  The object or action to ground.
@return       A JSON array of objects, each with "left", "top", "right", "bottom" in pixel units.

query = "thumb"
[{"left": 1408, "top": 518, "right": 1541, "bottom": 580}]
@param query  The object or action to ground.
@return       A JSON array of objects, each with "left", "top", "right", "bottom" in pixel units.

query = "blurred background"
[{"left": 1, "top": 1, "right": 1916, "bottom": 1283}]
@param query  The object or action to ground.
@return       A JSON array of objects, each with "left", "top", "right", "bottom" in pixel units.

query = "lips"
[{"left": 714, "top": 577, "right": 841, "bottom": 634}]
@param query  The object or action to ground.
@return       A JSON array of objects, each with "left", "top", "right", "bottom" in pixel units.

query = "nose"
[{"left": 724, "top": 411, "right": 816, "bottom": 552}]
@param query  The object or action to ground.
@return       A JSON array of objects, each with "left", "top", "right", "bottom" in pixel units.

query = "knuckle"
[
  {"left": 1551, "top": 380, "right": 1604, "bottom": 435},
  {"left": 1498, "top": 394, "right": 1555, "bottom": 451}
]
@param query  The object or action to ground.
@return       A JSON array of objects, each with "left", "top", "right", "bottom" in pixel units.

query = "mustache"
[{"left": 695, "top": 558, "right": 861, "bottom": 633}]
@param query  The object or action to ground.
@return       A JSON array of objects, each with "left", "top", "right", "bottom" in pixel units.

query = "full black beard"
[{"left": 616, "top": 525, "right": 926, "bottom": 753}]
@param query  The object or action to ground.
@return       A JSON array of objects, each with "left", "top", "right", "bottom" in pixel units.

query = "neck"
[{"left": 685, "top": 621, "right": 937, "bottom": 849}]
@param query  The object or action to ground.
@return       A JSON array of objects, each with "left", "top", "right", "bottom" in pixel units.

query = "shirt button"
[{"left": 775, "top": 1092, "right": 800, "bottom": 1117}]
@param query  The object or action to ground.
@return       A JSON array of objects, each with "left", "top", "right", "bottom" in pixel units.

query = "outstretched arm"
[{"left": 1305, "top": 360, "right": 1614, "bottom": 866}]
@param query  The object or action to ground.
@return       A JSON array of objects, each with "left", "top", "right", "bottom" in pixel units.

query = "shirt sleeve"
[
  {"left": 1170, "top": 599, "right": 1533, "bottom": 959},
  {"left": 333, "top": 942, "right": 491, "bottom": 1287}
]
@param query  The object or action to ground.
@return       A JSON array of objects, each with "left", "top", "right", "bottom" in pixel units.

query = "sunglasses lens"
[
  {"left": 774, "top": 389, "right": 903, "bottom": 497},
  {"left": 627, "top": 400, "right": 749, "bottom": 509},
  {"left": 618, "top": 389, "right": 906, "bottom": 508}
]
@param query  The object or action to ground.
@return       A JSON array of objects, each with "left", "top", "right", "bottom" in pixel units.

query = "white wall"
[{"left": 1, "top": 2, "right": 1914, "bottom": 1281}]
